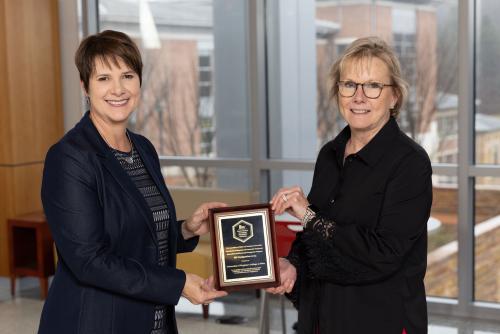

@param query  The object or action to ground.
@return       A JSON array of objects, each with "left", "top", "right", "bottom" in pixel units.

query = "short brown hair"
[
  {"left": 75, "top": 30, "right": 143, "bottom": 92},
  {"left": 329, "top": 36, "right": 408, "bottom": 117}
]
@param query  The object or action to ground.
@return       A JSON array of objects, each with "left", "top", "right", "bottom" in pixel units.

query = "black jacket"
[
  {"left": 288, "top": 117, "right": 432, "bottom": 334},
  {"left": 38, "top": 112, "right": 198, "bottom": 334}
]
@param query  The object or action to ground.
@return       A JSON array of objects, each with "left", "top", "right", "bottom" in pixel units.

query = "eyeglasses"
[{"left": 337, "top": 80, "right": 393, "bottom": 99}]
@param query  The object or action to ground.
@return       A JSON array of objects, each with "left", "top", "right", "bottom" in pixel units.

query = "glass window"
[
  {"left": 98, "top": 0, "right": 251, "bottom": 159},
  {"left": 270, "top": 170, "right": 314, "bottom": 197},
  {"left": 312, "top": 0, "right": 458, "bottom": 163},
  {"left": 474, "top": 177, "right": 500, "bottom": 303},
  {"left": 162, "top": 166, "right": 250, "bottom": 190},
  {"left": 426, "top": 175, "right": 458, "bottom": 299},
  {"left": 77, "top": 0, "right": 83, "bottom": 39},
  {"left": 428, "top": 325, "right": 457, "bottom": 334},
  {"left": 475, "top": 0, "right": 500, "bottom": 165}
]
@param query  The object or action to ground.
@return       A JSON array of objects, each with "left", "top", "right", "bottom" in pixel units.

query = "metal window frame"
[
  {"left": 81, "top": 0, "right": 98, "bottom": 36},
  {"left": 80, "top": 0, "right": 500, "bottom": 322},
  {"left": 426, "top": 0, "right": 500, "bottom": 322}
]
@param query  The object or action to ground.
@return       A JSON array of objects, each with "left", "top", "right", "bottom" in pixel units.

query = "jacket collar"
[
  {"left": 77, "top": 111, "right": 159, "bottom": 245},
  {"left": 330, "top": 117, "right": 400, "bottom": 167}
]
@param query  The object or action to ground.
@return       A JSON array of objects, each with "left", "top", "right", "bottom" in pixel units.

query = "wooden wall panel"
[
  {"left": 0, "top": 0, "right": 12, "bottom": 164},
  {"left": 12, "top": 164, "right": 44, "bottom": 215},
  {"left": 0, "top": 0, "right": 62, "bottom": 276},
  {"left": 36, "top": 0, "right": 63, "bottom": 162},
  {"left": 3, "top": 0, "right": 62, "bottom": 165}
]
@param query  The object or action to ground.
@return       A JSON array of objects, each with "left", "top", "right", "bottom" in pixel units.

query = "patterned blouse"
[{"left": 113, "top": 145, "right": 170, "bottom": 334}]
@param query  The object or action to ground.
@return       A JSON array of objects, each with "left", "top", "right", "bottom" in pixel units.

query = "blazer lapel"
[
  {"left": 79, "top": 113, "right": 158, "bottom": 246},
  {"left": 99, "top": 153, "right": 159, "bottom": 246}
]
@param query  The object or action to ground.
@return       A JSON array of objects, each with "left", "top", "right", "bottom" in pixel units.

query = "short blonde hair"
[{"left": 329, "top": 36, "right": 408, "bottom": 117}]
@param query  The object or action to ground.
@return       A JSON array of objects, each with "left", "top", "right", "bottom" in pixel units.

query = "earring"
[{"left": 85, "top": 95, "right": 90, "bottom": 106}]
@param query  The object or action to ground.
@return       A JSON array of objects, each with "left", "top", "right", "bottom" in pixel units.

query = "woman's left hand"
[
  {"left": 266, "top": 258, "right": 296, "bottom": 295},
  {"left": 270, "top": 186, "right": 309, "bottom": 220},
  {"left": 182, "top": 202, "right": 227, "bottom": 239}
]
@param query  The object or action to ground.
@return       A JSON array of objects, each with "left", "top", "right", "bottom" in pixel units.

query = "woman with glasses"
[{"left": 267, "top": 37, "right": 432, "bottom": 334}]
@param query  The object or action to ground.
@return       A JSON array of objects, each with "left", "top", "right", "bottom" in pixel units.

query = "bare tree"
[
  {"left": 317, "top": 38, "right": 334, "bottom": 146},
  {"left": 131, "top": 43, "right": 215, "bottom": 187}
]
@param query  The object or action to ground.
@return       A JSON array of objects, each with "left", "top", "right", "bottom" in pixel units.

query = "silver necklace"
[
  {"left": 102, "top": 131, "right": 134, "bottom": 164},
  {"left": 118, "top": 133, "right": 134, "bottom": 164},
  {"left": 119, "top": 141, "right": 134, "bottom": 164},
  {"left": 90, "top": 113, "right": 134, "bottom": 164}
]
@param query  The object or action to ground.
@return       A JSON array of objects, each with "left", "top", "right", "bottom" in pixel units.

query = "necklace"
[
  {"left": 90, "top": 113, "right": 134, "bottom": 164},
  {"left": 116, "top": 133, "right": 134, "bottom": 164},
  {"left": 119, "top": 138, "right": 134, "bottom": 164},
  {"left": 101, "top": 131, "right": 134, "bottom": 164}
]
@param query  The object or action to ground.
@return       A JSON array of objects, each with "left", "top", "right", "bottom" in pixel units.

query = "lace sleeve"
[{"left": 306, "top": 214, "right": 336, "bottom": 240}]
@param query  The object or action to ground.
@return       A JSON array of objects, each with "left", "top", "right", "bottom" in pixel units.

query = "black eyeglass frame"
[{"left": 337, "top": 80, "right": 394, "bottom": 99}]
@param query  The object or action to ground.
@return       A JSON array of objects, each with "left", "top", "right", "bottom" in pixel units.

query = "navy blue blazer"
[{"left": 38, "top": 112, "right": 198, "bottom": 334}]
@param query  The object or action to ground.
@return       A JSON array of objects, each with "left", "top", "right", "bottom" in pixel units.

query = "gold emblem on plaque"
[{"left": 232, "top": 220, "right": 253, "bottom": 243}]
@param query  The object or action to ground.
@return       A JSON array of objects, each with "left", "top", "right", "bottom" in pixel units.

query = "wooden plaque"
[{"left": 208, "top": 203, "right": 280, "bottom": 291}]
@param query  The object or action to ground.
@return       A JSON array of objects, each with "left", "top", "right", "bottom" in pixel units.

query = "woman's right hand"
[
  {"left": 182, "top": 274, "right": 227, "bottom": 305},
  {"left": 270, "top": 186, "right": 309, "bottom": 220},
  {"left": 266, "top": 258, "right": 297, "bottom": 295}
]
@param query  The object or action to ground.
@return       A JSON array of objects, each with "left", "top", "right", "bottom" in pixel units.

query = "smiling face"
[
  {"left": 85, "top": 57, "right": 140, "bottom": 126},
  {"left": 338, "top": 56, "right": 397, "bottom": 138}
]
